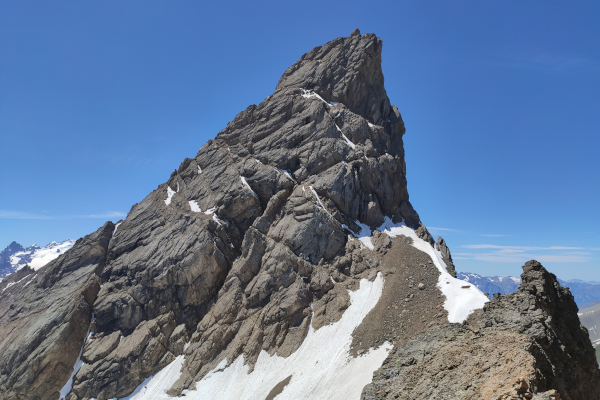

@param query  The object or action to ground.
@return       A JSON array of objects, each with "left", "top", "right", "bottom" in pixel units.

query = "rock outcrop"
[
  {"left": 0, "top": 223, "right": 113, "bottom": 400},
  {"left": 0, "top": 30, "right": 598, "bottom": 400},
  {"left": 363, "top": 261, "right": 600, "bottom": 400}
]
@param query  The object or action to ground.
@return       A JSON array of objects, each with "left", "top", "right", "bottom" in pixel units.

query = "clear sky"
[{"left": 1, "top": 1, "right": 598, "bottom": 280}]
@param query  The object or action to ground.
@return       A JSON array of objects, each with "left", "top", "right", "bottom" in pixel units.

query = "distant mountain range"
[
  {"left": 458, "top": 272, "right": 600, "bottom": 308},
  {"left": 0, "top": 240, "right": 75, "bottom": 281}
]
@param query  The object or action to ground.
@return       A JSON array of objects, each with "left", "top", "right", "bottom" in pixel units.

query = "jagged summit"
[
  {"left": 0, "top": 31, "right": 598, "bottom": 400},
  {"left": 275, "top": 29, "right": 394, "bottom": 128}
]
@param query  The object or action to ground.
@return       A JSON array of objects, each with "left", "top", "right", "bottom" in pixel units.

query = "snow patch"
[
  {"left": 281, "top": 169, "right": 293, "bottom": 180},
  {"left": 377, "top": 217, "right": 488, "bottom": 323},
  {"left": 212, "top": 214, "right": 224, "bottom": 226},
  {"left": 181, "top": 273, "right": 391, "bottom": 400},
  {"left": 197, "top": 165, "right": 202, "bottom": 174},
  {"left": 300, "top": 89, "right": 330, "bottom": 105},
  {"left": 116, "top": 355, "right": 185, "bottom": 400},
  {"left": 113, "top": 222, "right": 122, "bottom": 235},
  {"left": 189, "top": 200, "right": 202, "bottom": 213},
  {"left": 204, "top": 207, "right": 217, "bottom": 215},
  {"left": 354, "top": 221, "right": 375, "bottom": 250},
  {"left": 164, "top": 187, "right": 176, "bottom": 206}
]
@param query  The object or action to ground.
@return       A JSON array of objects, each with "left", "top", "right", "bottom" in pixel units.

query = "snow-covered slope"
[{"left": 0, "top": 240, "right": 75, "bottom": 281}]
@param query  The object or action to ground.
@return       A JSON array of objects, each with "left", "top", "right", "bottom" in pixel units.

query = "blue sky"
[{"left": 1, "top": 1, "right": 598, "bottom": 280}]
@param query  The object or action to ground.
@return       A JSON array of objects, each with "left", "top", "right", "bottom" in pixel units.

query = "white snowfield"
[
  {"left": 116, "top": 274, "right": 391, "bottom": 400},
  {"left": 9, "top": 240, "right": 75, "bottom": 271}
]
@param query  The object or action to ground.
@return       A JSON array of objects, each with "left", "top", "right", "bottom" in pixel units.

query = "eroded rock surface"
[
  {"left": 362, "top": 261, "right": 600, "bottom": 400},
  {"left": 0, "top": 222, "right": 113, "bottom": 400}
]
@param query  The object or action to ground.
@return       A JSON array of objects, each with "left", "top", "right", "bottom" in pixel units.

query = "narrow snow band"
[
  {"left": 1, "top": 276, "right": 27, "bottom": 293},
  {"left": 59, "top": 316, "right": 95, "bottom": 400},
  {"left": 113, "top": 222, "right": 122, "bottom": 235},
  {"left": 335, "top": 124, "right": 356, "bottom": 149},
  {"left": 23, "top": 274, "right": 37, "bottom": 287},
  {"left": 309, "top": 186, "right": 327, "bottom": 211},
  {"left": 164, "top": 187, "right": 176, "bottom": 206},
  {"left": 241, "top": 177, "right": 258, "bottom": 198},
  {"left": 197, "top": 165, "right": 202, "bottom": 174},
  {"left": 118, "top": 274, "right": 391, "bottom": 400}
]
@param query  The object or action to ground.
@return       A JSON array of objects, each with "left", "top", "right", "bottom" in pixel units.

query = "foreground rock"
[{"left": 363, "top": 261, "right": 600, "bottom": 400}]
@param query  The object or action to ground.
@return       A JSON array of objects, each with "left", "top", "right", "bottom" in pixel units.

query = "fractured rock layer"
[{"left": 0, "top": 223, "right": 113, "bottom": 400}]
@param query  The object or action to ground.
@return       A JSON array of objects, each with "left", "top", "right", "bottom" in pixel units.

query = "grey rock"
[
  {"left": 436, "top": 236, "right": 457, "bottom": 278},
  {"left": 0, "top": 222, "right": 113, "bottom": 400}
]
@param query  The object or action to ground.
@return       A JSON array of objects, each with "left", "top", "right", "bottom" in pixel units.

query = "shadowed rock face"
[
  {"left": 362, "top": 261, "right": 600, "bottom": 400},
  {"left": 0, "top": 222, "right": 113, "bottom": 400},
  {"left": 1, "top": 31, "right": 599, "bottom": 400}
]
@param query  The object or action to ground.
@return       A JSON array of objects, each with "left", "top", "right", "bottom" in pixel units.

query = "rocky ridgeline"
[
  {"left": 363, "top": 261, "right": 600, "bottom": 399},
  {"left": 0, "top": 30, "right": 598, "bottom": 400}
]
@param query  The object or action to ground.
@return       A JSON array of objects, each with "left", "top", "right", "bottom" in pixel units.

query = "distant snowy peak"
[
  {"left": 457, "top": 272, "right": 521, "bottom": 299},
  {"left": 0, "top": 239, "right": 75, "bottom": 280},
  {"left": 458, "top": 272, "right": 600, "bottom": 308}
]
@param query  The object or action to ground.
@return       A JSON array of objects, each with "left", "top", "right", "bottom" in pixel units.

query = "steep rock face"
[
  {"left": 0, "top": 223, "right": 113, "bottom": 400},
  {"left": 363, "top": 261, "right": 600, "bottom": 400},
  {"left": 66, "top": 29, "right": 432, "bottom": 400}
]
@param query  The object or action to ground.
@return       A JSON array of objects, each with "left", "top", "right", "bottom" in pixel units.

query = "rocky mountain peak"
[
  {"left": 0, "top": 32, "right": 598, "bottom": 400},
  {"left": 275, "top": 29, "right": 395, "bottom": 128}
]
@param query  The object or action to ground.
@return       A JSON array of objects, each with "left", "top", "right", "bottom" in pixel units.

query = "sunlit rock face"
[{"left": 0, "top": 30, "right": 598, "bottom": 400}]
